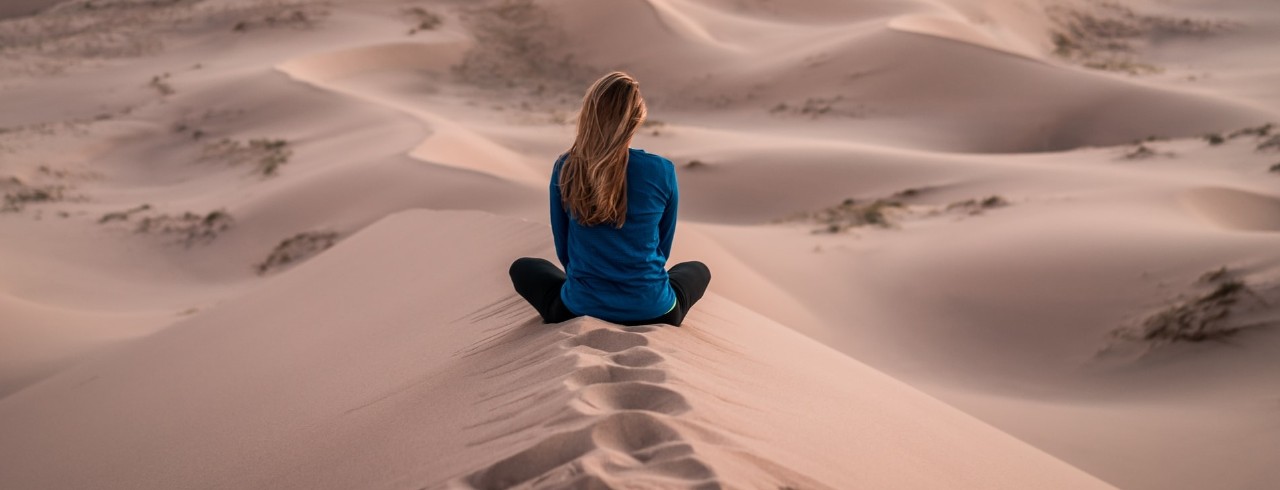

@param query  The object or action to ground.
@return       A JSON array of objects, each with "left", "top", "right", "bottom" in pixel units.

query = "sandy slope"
[
  {"left": 0, "top": 210, "right": 1112, "bottom": 489},
  {"left": 2, "top": 0, "right": 1280, "bottom": 488}
]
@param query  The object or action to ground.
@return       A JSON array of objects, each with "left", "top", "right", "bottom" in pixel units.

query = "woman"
[{"left": 509, "top": 72, "right": 711, "bottom": 327}]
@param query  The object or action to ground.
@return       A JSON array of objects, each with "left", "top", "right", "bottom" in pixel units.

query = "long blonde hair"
[{"left": 560, "top": 71, "right": 647, "bottom": 228}]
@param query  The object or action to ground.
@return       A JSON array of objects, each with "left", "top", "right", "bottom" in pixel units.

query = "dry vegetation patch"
[
  {"left": 148, "top": 72, "right": 174, "bottom": 95},
  {"left": 1228, "top": 123, "right": 1273, "bottom": 139},
  {"left": 98, "top": 203, "right": 152, "bottom": 223},
  {"left": 134, "top": 209, "right": 232, "bottom": 247},
  {"left": 1257, "top": 135, "right": 1280, "bottom": 152},
  {"left": 453, "top": 0, "right": 593, "bottom": 93},
  {"left": 229, "top": 5, "right": 320, "bottom": 33},
  {"left": 1202, "top": 123, "right": 1280, "bottom": 163},
  {"left": 769, "top": 95, "right": 868, "bottom": 119},
  {"left": 1, "top": 177, "right": 66, "bottom": 212},
  {"left": 784, "top": 191, "right": 1009, "bottom": 234},
  {"left": 256, "top": 230, "right": 340, "bottom": 274},
  {"left": 807, "top": 198, "right": 904, "bottom": 233},
  {"left": 1121, "top": 143, "right": 1161, "bottom": 160},
  {"left": 200, "top": 137, "right": 292, "bottom": 176},
  {"left": 402, "top": 6, "right": 441, "bottom": 35},
  {"left": 0, "top": 0, "right": 327, "bottom": 76},
  {"left": 1116, "top": 268, "right": 1272, "bottom": 343},
  {"left": 1047, "top": 0, "right": 1232, "bottom": 74},
  {"left": 946, "top": 195, "right": 1009, "bottom": 214}
]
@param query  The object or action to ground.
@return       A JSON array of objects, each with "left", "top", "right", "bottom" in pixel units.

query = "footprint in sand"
[
  {"left": 566, "top": 363, "right": 667, "bottom": 388},
  {"left": 576, "top": 381, "right": 692, "bottom": 415},
  {"left": 458, "top": 324, "right": 722, "bottom": 488},
  {"left": 565, "top": 328, "right": 650, "bottom": 352},
  {"left": 607, "top": 345, "right": 666, "bottom": 367},
  {"left": 464, "top": 411, "right": 711, "bottom": 489}
]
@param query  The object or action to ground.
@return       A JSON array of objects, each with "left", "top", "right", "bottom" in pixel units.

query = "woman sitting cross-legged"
[{"left": 509, "top": 71, "right": 711, "bottom": 327}]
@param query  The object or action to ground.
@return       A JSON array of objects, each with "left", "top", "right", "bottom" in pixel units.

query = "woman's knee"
[
  {"left": 509, "top": 257, "right": 544, "bottom": 279},
  {"left": 690, "top": 261, "right": 710, "bottom": 280},
  {"left": 672, "top": 261, "right": 711, "bottom": 282}
]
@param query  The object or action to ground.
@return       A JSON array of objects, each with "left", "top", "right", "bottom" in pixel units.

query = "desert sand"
[{"left": 1, "top": 0, "right": 1278, "bottom": 488}]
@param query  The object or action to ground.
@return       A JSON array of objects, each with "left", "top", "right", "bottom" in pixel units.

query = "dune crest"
[{"left": 278, "top": 42, "right": 545, "bottom": 184}]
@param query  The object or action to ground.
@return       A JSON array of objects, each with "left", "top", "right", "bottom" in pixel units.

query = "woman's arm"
[
  {"left": 550, "top": 156, "right": 571, "bottom": 268},
  {"left": 657, "top": 165, "right": 678, "bottom": 260}
]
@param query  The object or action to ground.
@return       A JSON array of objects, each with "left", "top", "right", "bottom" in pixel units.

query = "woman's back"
[
  {"left": 551, "top": 148, "right": 678, "bottom": 322},
  {"left": 509, "top": 71, "right": 709, "bottom": 327}
]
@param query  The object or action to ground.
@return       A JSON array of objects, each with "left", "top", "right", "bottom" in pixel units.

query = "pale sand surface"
[
  {"left": 2, "top": 0, "right": 1279, "bottom": 488},
  {"left": 0, "top": 210, "right": 1110, "bottom": 489}
]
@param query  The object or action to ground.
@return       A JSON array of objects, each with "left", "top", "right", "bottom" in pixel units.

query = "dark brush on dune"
[
  {"left": 199, "top": 137, "right": 292, "bottom": 176},
  {"left": 1, "top": 177, "right": 65, "bottom": 213},
  {"left": 98, "top": 203, "right": 152, "bottom": 223},
  {"left": 134, "top": 209, "right": 232, "bottom": 247},
  {"left": 788, "top": 193, "right": 1010, "bottom": 233},
  {"left": 1229, "top": 122, "right": 1273, "bottom": 139},
  {"left": 1123, "top": 143, "right": 1158, "bottom": 160},
  {"left": 946, "top": 195, "right": 1009, "bottom": 214},
  {"left": 403, "top": 6, "right": 441, "bottom": 34},
  {"left": 256, "top": 231, "right": 340, "bottom": 275},
  {"left": 807, "top": 198, "right": 903, "bottom": 233},
  {"left": 1048, "top": 1, "right": 1230, "bottom": 75},
  {"left": 1120, "top": 267, "right": 1268, "bottom": 343},
  {"left": 1257, "top": 135, "right": 1280, "bottom": 152}
]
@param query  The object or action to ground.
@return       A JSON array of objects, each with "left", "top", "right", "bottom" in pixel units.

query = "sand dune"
[
  {"left": 1180, "top": 186, "right": 1280, "bottom": 231},
  {"left": 2, "top": 0, "right": 1279, "bottom": 488},
  {"left": 0, "top": 211, "right": 1112, "bottom": 489},
  {"left": 278, "top": 40, "right": 548, "bottom": 184}
]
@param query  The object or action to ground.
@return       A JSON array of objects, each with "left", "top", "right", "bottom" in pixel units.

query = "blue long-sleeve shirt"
[{"left": 551, "top": 148, "right": 678, "bottom": 322}]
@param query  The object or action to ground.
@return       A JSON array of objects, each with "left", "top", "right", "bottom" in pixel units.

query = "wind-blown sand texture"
[{"left": 2, "top": 0, "right": 1279, "bottom": 489}]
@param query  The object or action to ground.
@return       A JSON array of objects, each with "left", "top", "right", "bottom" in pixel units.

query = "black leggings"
[{"left": 508, "top": 257, "right": 711, "bottom": 327}]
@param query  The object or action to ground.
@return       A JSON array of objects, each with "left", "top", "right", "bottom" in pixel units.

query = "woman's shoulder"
[{"left": 628, "top": 148, "right": 674, "bottom": 169}]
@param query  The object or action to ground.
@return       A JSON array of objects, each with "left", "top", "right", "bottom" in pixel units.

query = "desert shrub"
[
  {"left": 1123, "top": 143, "right": 1158, "bottom": 159},
  {"left": 136, "top": 209, "right": 232, "bottom": 247},
  {"left": 403, "top": 6, "right": 442, "bottom": 34},
  {"left": 98, "top": 203, "right": 151, "bottom": 223},
  {"left": 946, "top": 195, "right": 1008, "bottom": 214},
  {"left": 1, "top": 177, "right": 65, "bottom": 212},
  {"left": 148, "top": 73, "right": 173, "bottom": 95},
  {"left": 201, "top": 137, "right": 291, "bottom": 176},
  {"left": 1257, "top": 135, "right": 1280, "bottom": 152},
  {"left": 802, "top": 198, "right": 904, "bottom": 233},
  {"left": 256, "top": 231, "right": 340, "bottom": 274},
  {"left": 453, "top": 0, "right": 594, "bottom": 92},
  {"left": 1118, "top": 267, "right": 1263, "bottom": 343},
  {"left": 228, "top": 6, "right": 319, "bottom": 33},
  {"left": 893, "top": 188, "right": 924, "bottom": 198},
  {"left": 0, "top": 0, "right": 326, "bottom": 76},
  {"left": 249, "top": 138, "right": 291, "bottom": 176},
  {"left": 1047, "top": 2, "right": 1229, "bottom": 74},
  {"left": 786, "top": 193, "right": 1009, "bottom": 233},
  {"left": 769, "top": 95, "right": 867, "bottom": 118},
  {"left": 1228, "top": 123, "right": 1272, "bottom": 139}
]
